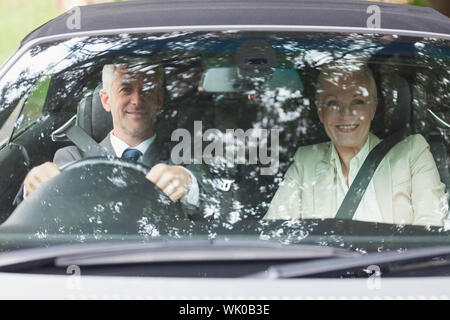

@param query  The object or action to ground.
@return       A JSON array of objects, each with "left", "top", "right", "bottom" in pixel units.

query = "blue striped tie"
[{"left": 122, "top": 148, "right": 142, "bottom": 162}]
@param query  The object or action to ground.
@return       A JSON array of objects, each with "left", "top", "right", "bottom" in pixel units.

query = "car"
[{"left": 0, "top": 0, "right": 449, "bottom": 301}]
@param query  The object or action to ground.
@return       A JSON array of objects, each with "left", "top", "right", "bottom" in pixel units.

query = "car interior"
[{"left": 0, "top": 36, "right": 448, "bottom": 229}]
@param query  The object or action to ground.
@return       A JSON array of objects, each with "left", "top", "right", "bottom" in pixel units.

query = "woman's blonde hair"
[{"left": 315, "top": 60, "right": 378, "bottom": 107}]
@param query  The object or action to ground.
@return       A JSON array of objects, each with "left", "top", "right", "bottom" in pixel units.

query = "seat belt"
[
  {"left": 51, "top": 115, "right": 110, "bottom": 157},
  {"left": 334, "top": 130, "right": 405, "bottom": 220}
]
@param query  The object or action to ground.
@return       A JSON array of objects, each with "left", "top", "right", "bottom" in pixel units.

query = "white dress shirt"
[
  {"left": 110, "top": 132, "right": 199, "bottom": 206},
  {"left": 330, "top": 134, "right": 383, "bottom": 223}
]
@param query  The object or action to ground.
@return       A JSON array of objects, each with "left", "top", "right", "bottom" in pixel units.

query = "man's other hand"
[
  {"left": 24, "top": 162, "right": 61, "bottom": 196},
  {"left": 146, "top": 164, "right": 192, "bottom": 202}
]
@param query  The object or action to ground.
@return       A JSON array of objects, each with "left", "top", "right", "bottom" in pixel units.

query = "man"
[
  {"left": 265, "top": 61, "right": 447, "bottom": 226},
  {"left": 19, "top": 62, "right": 198, "bottom": 206}
]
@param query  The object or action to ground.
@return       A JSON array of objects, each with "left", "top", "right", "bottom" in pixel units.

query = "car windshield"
[{"left": 0, "top": 31, "right": 449, "bottom": 254}]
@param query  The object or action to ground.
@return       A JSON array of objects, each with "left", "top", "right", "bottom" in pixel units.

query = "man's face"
[
  {"left": 317, "top": 70, "right": 377, "bottom": 151},
  {"left": 100, "top": 65, "right": 164, "bottom": 142}
]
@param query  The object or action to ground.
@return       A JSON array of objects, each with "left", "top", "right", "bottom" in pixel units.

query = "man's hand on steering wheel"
[
  {"left": 24, "top": 161, "right": 191, "bottom": 202},
  {"left": 146, "top": 163, "right": 192, "bottom": 202},
  {"left": 24, "top": 162, "right": 61, "bottom": 196}
]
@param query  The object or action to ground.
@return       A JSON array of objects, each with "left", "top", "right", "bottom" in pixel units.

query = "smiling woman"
[
  {"left": 316, "top": 61, "right": 378, "bottom": 160},
  {"left": 266, "top": 58, "right": 447, "bottom": 226}
]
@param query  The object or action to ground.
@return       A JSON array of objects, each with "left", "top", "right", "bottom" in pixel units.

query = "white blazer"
[{"left": 265, "top": 133, "right": 448, "bottom": 226}]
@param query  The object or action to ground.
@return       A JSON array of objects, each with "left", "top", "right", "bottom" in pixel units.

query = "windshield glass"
[{"left": 0, "top": 31, "right": 449, "bottom": 253}]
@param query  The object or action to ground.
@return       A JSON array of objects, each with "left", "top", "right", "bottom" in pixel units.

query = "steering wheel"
[
  {"left": 61, "top": 156, "right": 151, "bottom": 175},
  {"left": 1, "top": 157, "right": 190, "bottom": 235}
]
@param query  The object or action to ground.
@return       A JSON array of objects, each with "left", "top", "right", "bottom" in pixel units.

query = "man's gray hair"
[
  {"left": 315, "top": 61, "right": 378, "bottom": 106},
  {"left": 102, "top": 62, "right": 164, "bottom": 94},
  {"left": 102, "top": 64, "right": 118, "bottom": 95}
]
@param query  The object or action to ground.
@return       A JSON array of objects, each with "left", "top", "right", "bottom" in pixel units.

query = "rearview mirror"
[{"left": 199, "top": 67, "right": 303, "bottom": 93}]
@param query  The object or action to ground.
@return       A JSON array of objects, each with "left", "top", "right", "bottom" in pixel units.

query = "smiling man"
[
  {"left": 19, "top": 62, "right": 199, "bottom": 206},
  {"left": 265, "top": 61, "right": 447, "bottom": 226},
  {"left": 101, "top": 64, "right": 163, "bottom": 148}
]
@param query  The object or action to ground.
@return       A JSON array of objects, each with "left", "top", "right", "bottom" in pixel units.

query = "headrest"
[
  {"left": 386, "top": 74, "right": 411, "bottom": 132},
  {"left": 76, "top": 84, "right": 113, "bottom": 143},
  {"left": 373, "top": 73, "right": 411, "bottom": 136}
]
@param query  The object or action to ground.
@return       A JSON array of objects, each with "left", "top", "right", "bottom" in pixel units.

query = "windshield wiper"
[
  {"left": 0, "top": 240, "right": 355, "bottom": 272},
  {"left": 246, "top": 246, "right": 450, "bottom": 279}
]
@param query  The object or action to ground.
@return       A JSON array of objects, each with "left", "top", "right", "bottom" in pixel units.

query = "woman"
[{"left": 265, "top": 62, "right": 447, "bottom": 226}]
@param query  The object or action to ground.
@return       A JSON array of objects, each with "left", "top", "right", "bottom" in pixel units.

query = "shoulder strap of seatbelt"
[
  {"left": 51, "top": 115, "right": 110, "bottom": 157},
  {"left": 334, "top": 130, "right": 405, "bottom": 220}
]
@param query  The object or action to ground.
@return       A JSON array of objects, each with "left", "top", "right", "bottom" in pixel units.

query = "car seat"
[
  {"left": 375, "top": 72, "right": 450, "bottom": 194},
  {"left": 76, "top": 84, "right": 113, "bottom": 143}
]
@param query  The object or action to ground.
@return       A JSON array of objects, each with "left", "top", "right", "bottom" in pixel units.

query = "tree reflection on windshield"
[{"left": 0, "top": 31, "right": 448, "bottom": 253}]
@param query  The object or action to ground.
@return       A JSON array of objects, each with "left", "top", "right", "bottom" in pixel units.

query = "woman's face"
[{"left": 317, "top": 71, "right": 377, "bottom": 152}]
